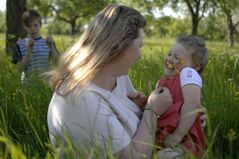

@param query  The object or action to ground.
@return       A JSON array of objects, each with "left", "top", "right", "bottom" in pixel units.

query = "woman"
[{"left": 47, "top": 4, "right": 205, "bottom": 158}]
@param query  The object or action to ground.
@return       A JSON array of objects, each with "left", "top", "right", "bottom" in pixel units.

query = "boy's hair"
[
  {"left": 22, "top": 10, "right": 42, "bottom": 26},
  {"left": 176, "top": 35, "right": 208, "bottom": 74}
]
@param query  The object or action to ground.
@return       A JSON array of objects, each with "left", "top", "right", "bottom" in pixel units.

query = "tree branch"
[
  {"left": 235, "top": 20, "right": 239, "bottom": 27},
  {"left": 184, "top": 0, "right": 195, "bottom": 16},
  {"left": 49, "top": 4, "right": 71, "bottom": 23},
  {"left": 199, "top": 0, "right": 209, "bottom": 20}
]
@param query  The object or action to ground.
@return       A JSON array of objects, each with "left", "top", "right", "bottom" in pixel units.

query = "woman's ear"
[{"left": 195, "top": 64, "right": 201, "bottom": 72}]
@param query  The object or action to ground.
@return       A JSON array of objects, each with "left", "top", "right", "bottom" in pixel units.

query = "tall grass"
[
  {"left": 0, "top": 56, "right": 53, "bottom": 158},
  {"left": 0, "top": 36, "right": 238, "bottom": 158}
]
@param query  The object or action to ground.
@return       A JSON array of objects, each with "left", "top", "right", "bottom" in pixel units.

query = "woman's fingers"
[
  {"left": 158, "top": 147, "right": 184, "bottom": 159},
  {"left": 199, "top": 106, "right": 208, "bottom": 128}
]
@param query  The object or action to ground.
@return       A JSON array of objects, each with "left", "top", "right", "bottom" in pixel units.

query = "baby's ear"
[{"left": 195, "top": 64, "right": 201, "bottom": 72}]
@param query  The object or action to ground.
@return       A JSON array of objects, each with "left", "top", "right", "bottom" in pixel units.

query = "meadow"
[{"left": 0, "top": 34, "right": 239, "bottom": 158}]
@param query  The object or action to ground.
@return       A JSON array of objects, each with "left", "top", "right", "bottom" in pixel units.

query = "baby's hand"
[
  {"left": 128, "top": 92, "right": 147, "bottom": 109},
  {"left": 45, "top": 36, "right": 55, "bottom": 48}
]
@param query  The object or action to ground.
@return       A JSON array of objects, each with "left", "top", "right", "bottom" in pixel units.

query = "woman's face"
[{"left": 112, "top": 32, "right": 143, "bottom": 76}]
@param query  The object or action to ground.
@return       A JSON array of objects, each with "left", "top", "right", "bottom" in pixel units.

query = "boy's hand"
[
  {"left": 128, "top": 92, "right": 147, "bottom": 109},
  {"left": 45, "top": 36, "right": 55, "bottom": 48},
  {"left": 26, "top": 38, "right": 35, "bottom": 50}
]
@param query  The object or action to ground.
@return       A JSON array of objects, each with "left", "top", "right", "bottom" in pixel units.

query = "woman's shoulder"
[{"left": 51, "top": 86, "right": 105, "bottom": 106}]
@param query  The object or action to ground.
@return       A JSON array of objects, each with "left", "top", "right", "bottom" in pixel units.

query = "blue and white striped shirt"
[{"left": 12, "top": 37, "right": 51, "bottom": 76}]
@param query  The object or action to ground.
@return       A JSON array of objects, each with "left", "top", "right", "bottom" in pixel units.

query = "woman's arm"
[{"left": 116, "top": 87, "right": 173, "bottom": 158}]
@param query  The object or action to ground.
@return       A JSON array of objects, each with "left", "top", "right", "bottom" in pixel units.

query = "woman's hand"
[
  {"left": 128, "top": 92, "right": 147, "bottom": 109},
  {"left": 199, "top": 106, "right": 207, "bottom": 128},
  {"left": 158, "top": 147, "right": 184, "bottom": 159},
  {"left": 147, "top": 87, "right": 173, "bottom": 115}
]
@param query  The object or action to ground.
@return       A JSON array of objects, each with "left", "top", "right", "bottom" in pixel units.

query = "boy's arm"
[
  {"left": 164, "top": 84, "right": 201, "bottom": 146},
  {"left": 49, "top": 43, "right": 59, "bottom": 64},
  {"left": 16, "top": 39, "right": 34, "bottom": 72},
  {"left": 46, "top": 36, "right": 59, "bottom": 64}
]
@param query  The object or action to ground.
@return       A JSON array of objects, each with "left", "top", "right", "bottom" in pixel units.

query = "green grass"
[
  {"left": 0, "top": 35, "right": 239, "bottom": 158},
  {"left": 0, "top": 33, "right": 5, "bottom": 55}
]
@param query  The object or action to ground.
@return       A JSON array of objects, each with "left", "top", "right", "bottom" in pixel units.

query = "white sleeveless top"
[{"left": 47, "top": 75, "right": 142, "bottom": 157}]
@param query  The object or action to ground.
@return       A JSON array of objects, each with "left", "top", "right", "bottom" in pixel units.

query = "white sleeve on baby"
[{"left": 180, "top": 67, "right": 202, "bottom": 88}]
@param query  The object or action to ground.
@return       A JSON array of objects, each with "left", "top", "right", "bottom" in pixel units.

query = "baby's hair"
[
  {"left": 176, "top": 35, "right": 208, "bottom": 74},
  {"left": 22, "top": 10, "right": 42, "bottom": 26}
]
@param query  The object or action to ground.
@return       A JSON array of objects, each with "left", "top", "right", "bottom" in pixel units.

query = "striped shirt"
[{"left": 12, "top": 37, "right": 51, "bottom": 76}]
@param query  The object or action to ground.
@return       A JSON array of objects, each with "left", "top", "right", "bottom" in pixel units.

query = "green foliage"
[
  {"left": 198, "top": 14, "right": 228, "bottom": 40},
  {"left": 0, "top": 37, "right": 239, "bottom": 158},
  {"left": 45, "top": 20, "right": 71, "bottom": 35},
  {"left": 145, "top": 16, "right": 191, "bottom": 38},
  {"left": 0, "top": 33, "right": 5, "bottom": 55},
  {"left": 28, "top": 0, "right": 111, "bottom": 35},
  {"left": 0, "top": 11, "right": 6, "bottom": 33}
]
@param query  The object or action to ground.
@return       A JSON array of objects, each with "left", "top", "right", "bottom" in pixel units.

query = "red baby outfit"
[{"left": 156, "top": 75, "right": 206, "bottom": 158}]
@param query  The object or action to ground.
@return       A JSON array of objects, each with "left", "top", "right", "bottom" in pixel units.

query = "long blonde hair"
[{"left": 47, "top": 4, "right": 146, "bottom": 95}]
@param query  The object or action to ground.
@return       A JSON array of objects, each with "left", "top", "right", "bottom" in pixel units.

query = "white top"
[
  {"left": 47, "top": 75, "right": 142, "bottom": 156},
  {"left": 180, "top": 67, "right": 202, "bottom": 88}
]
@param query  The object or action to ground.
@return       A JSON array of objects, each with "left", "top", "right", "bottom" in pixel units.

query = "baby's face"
[{"left": 164, "top": 43, "right": 193, "bottom": 77}]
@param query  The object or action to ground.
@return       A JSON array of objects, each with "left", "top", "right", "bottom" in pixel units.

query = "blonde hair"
[
  {"left": 47, "top": 4, "right": 146, "bottom": 95},
  {"left": 176, "top": 35, "right": 208, "bottom": 74}
]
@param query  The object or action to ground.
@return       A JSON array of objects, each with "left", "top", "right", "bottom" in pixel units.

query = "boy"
[
  {"left": 12, "top": 10, "right": 59, "bottom": 81},
  {"left": 129, "top": 35, "right": 208, "bottom": 158}
]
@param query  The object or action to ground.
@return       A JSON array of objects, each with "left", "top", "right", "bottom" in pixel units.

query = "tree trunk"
[
  {"left": 70, "top": 20, "right": 79, "bottom": 35},
  {"left": 227, "top": 16, "right": 234, "bottom": 47},
  {"left": 71, "top": 23, "right": 76, "bottom": 35},
  {"left": 6, "top": 0, "right": 26, "bottom": 55},
  {"left": 229, "top": 28, "right": 234, "bottom": 47},
  {"left": 191, "top": 16, "right": 199, "bottom": 35}
]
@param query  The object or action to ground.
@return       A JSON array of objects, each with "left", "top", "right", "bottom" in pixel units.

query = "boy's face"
[
  {"left": 164, "top": 43, "right": 194, "bottom": 77},
  {"left": 24, "top": 19, "right": 41, "bottom": 39}
]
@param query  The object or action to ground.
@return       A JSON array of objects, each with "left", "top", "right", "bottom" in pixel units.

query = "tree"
[
  {"left": 28, "top": 0, "right": 113, "bottom": 35},
  {"left": 49, "top": 0, "right": 110, "bottom": 35},
  {"left": 217, "top": 0, "right": 239, "bottom": 47},
  {"left": 6, "top": 0, "right": 26, "bottom": 55},
  {"left": 153, "top": 0, "right": 215, "bottom": 35}
]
